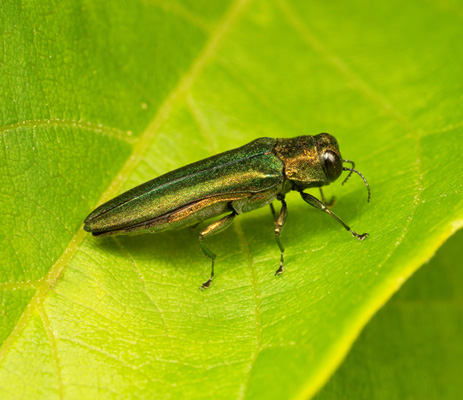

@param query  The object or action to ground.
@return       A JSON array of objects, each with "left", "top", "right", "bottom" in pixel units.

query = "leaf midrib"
[
  {"left": 0, "top": 0, "right": 251, "bottom": 366},
  {"left": 3, "top": 1, "right": 461, "bottom": 399}
]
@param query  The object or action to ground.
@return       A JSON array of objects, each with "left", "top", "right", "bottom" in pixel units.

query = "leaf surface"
[
  {"left": 1, "top": 0, "right": 462, "bottom": 399},
  {"left": 316, "top": 228, "right": 463, "bottom": 399}
]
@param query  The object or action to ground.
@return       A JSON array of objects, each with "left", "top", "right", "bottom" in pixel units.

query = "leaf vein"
[
  {"left": 38, "top": 305, "right": 64, "bottom": 399},
  {"left": 148, "top": 0, "right": 214, "bottom": 33},
  {"left": 277, "top": 0, "right": 424, "bottom": 270},
  {"left": 0, "top": 119, "right": 135, "bottom": 144},
  {"left": 0, "top": 0, "right": 252, "bottom": 369},
  {"left": 234, "top": 220, "right": 262, "bottom": 400},
  {"left": 112, "top": 237, "right": 169, "bottom": 333}
]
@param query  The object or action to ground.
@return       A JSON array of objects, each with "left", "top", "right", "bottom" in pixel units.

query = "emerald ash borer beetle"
[{"left": 84, "top": 133, "right": 370, "bottom": 289}]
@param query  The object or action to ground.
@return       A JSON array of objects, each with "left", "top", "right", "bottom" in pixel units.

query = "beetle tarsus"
[
  {"left": 200, "top": 258, "right": 215, "bottom": 290},
  {"left": 200, "top": 276, "right": 213, "bottom": 290},
  {"left": 275, "top": 253, "right": 284, "bottom": 275},
  {"left": 301, "top": 192, "right": 369, "bottom": 242},
  {"left": 352, "top": 231, "right": 369, "bottom": 241}
]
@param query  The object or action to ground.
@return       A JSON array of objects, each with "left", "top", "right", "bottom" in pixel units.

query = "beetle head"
[
  {"left": 274, "top": 133, "right": 370, "bottom": 201},
  {"left": 275, "top": 133, "right": 342, "bottom": 189}
]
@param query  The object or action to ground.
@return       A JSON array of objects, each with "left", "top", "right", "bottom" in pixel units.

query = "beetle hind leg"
[
  {"left": 199, "top": 212, "right": 236, "bottom": 290},
  {"left": 272, "top": 196, "right": 288, "bottom": 275}
]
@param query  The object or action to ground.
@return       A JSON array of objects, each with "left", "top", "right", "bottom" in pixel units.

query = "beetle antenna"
[
  {"left": 342, "top": 166, "right": 371, "bottom": 203},
  {"left": 342, "top": 159, "right": 355, "bottom": 183}
]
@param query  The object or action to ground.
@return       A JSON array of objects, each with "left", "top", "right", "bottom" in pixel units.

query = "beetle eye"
[{"left": 323, "top": 150, "right": 342, "bottom": 181}]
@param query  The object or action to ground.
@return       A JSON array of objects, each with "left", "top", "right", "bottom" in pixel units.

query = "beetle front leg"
[
  {"left": 300, "top": 192, "right": 368, "bottom": 240},
  {"left": 273, "top": 196, "right": 288, "bottom": 275},
  {"left": 199, "top": 212, "right": 236, "bottom": 290}
]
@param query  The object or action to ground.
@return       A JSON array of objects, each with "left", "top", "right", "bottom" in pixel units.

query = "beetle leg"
[
  {"left": 319, "top": 188, "right": 336, "bottom": 208},
  {"left": 274, "top": 196, "right": 288, "bottom": 275},
  {"left": 199, "top": 212, "right": 236, "bottom": 290},
  {"left": 300, "top": 192, "right": 368, "bottom": 240},
  {"left": 269, "top": 202, "right": 277, "bottom": 223}
]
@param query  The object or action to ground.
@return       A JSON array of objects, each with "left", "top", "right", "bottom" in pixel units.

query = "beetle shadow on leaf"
[
  {"left": 92, "top": 212, "right": 275, "bottom": 274},
  {"left": 90, "top": 190, "right": 367, "bottom": 279},
  {"left": 331, "top": 189, "right": 370, "bottom": 218},
  {"left": 96, "top": 229, "right": 199, "bottom": 265}
]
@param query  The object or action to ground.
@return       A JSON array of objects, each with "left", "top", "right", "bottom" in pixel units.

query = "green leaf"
[
  {"left": 1, "top": 0, "right": 462, "bottom": 398},
  {"left": 315, "top": 227, "right": 463, "bottom": 400}
]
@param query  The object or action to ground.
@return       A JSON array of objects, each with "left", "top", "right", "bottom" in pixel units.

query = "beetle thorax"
[{"left": 274, "top": 136, "right": 327, "bottom": 189}]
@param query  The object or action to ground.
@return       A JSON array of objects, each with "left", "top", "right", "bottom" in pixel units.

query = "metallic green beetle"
[{"left": 84, "top": 133, "right": 370, "bottom": 289}]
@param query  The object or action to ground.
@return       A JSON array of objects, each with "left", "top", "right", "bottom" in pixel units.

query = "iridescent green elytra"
[{"left": 84, "top": 133, "right": 370, "bottom": 289}]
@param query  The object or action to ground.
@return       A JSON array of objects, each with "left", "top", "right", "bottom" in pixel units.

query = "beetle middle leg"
[
  {"left": 199, "top": 212, "right": 236, "bottom": 290},
  {"left": 300, "top": 192, "right": 368, "bottom": 240},
  {"left": 270, "top": 196, "right": 288, "bottom": 275},
  {"left": 319, "top": 188, "right": 336, "bottom": 208}
]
